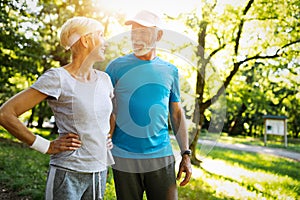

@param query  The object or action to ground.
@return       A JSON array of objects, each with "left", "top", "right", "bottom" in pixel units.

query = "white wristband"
[{"left": 30, "top": 135, "right": 50, "bottom": 154}]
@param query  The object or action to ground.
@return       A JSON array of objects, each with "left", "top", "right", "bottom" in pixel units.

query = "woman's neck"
[{"left": 63, "top": 60, "right": 96, "bottom": 82}]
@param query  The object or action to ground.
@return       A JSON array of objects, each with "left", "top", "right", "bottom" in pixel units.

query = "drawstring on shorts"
[
  {"left": 99, "top": 171, "right": 102, "bottom": 200},
  {"left": 92, "top": 172, "right": 102, "bottom": 200}
]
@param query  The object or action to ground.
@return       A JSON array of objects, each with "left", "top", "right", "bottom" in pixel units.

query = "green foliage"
[
  {"left": 225, "top": 60, "right": 300, "bottom": 137},
  {"left": 0, "top": 0, "right": 45, "bottom": 103},
  {"left": 179, "top": 0, "right": 300, "bottom": 138},
  {"left": 225, "top": 0, "right": 300, "bottom": 136},
  {"left": 0, "top": 0, "right": 117, "bottom": 125}
]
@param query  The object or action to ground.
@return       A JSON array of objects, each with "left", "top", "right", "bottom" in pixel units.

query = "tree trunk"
[
  {"left": 51, "top": 123, "right": 58, "bottom": 135},
  {"left": 37, "top": 115, "right": 44, "bottom": 128},
  {"left": 190, "top": 106, "right": 205, "bottom": 166},
  {"left": 26, "top": 107, "right": 35, "bottom": 128},
  {"left": 190, "top": 20, "right": 207, "bottom": 166},
  {"left": 228, "top": 103, "right": 247, "bottom": 136},
  {"left": 37, "top": 102, "right": 47, "bottom": 128},
  {"left": 190, "top": 126, "right": 202, "bottom": 166}
]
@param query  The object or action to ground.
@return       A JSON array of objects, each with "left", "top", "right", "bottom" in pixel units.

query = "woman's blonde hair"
[{"left": 60, "top": 16, "right": 103, "bottom": 50}]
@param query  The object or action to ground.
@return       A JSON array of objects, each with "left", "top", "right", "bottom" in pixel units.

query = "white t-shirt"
[{"left": 31, "top": 67, "right": 114, "bottom": 172}]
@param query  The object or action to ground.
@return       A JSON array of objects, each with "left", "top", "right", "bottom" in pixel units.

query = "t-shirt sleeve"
[
  {"left": 30, "top": 68, "right": 61, "bottom": 100},
  {"left": 170, "top": 67, "right": 181, "bottom": 102}
]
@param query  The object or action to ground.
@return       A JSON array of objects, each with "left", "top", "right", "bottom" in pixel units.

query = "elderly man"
[{"left": 106, "top": 10, "right": 192, "bottom": 200}]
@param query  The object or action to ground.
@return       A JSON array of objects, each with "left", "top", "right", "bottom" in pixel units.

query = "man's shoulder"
[
  {"left": 109, "top": 54, "right": 133, "bottom": 65},
  {"left": 156, "top": 57, "right": 178, "bottom": 70}
]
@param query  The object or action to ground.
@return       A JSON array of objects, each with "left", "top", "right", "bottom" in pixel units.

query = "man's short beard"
[{"left": 132, "top": 40, "right": 155, "bottom": 56}]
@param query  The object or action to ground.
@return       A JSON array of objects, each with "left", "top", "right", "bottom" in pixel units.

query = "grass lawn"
[{"left": 0, "top": 127, "right": 299, "bottom": 200}]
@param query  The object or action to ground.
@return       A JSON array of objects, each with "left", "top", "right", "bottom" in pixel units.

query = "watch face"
[{"left": 183, "top": 150, "right": 192, "bottom": 155}]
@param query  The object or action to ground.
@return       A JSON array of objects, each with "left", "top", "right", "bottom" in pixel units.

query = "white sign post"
[{"left": 263, "top": 115, "right": 288, "bottom": 147}]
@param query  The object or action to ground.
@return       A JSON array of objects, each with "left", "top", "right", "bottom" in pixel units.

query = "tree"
[
  {"left": 0, "top": 0, "right": 45, "bottom": 104},
  {"left": 0, "top": 0, "right": 114, "bottom": 127},
  {"left": 178, "top": 0, "right": 299, "bottom": 165},
  {"left": 224, "top": 60, "right": 300, "bottom": 138}
]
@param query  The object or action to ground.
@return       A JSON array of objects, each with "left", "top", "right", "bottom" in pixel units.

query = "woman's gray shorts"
[{"left": 45, "top": 165, "right": 107, "bottom": 200}]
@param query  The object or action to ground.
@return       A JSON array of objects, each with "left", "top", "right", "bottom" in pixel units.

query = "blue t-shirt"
[{"left": 106, "top": 54, "right": 180, "bottom": 159}]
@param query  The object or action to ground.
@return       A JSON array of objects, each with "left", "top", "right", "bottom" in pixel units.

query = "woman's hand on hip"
[{"left": 47, "top": 133, "right": 81, "bottom": 154}]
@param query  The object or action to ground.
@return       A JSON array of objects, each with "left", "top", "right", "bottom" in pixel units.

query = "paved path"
[{"left": 199, "top": 139, "right": 300, "bottom": 161}]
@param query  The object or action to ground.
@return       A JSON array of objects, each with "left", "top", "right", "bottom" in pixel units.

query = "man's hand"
[
  {"left": 47, "top": 133, "right": 81, "bottom": 154},
  {"left": 176, "top": 155, "right": 192, "bottom": 186},
  {"left": 107, "top": 134, "right": 113, "bottom": 150}
]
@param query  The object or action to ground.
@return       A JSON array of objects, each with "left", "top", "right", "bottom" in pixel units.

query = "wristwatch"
[{"left": 181, "top": 149, "right": 192, "bottom": 156}]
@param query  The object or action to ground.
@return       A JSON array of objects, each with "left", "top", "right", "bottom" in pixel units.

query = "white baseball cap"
[{"left": 125, "top": 10, "right": 163, "bottom": 28}]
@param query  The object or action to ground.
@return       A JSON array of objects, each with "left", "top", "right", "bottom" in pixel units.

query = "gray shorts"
[
  {"left": 45, "top": 165, "right": 107, "bottom": 200},
  {"left": 112, "top": 159, "right": 177, "bottom": 200}
]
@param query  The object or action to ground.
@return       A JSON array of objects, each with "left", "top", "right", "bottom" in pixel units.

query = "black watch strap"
[{"left": 181, "top": 149, "right": 192, "bottom": 156}]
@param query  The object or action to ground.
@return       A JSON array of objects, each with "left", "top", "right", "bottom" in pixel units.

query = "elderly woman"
[{"left": 0, "top": 16, "right": 114, "bottom": 200}]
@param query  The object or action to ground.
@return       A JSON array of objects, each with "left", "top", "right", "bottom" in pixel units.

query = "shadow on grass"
[
  {"left": 0, "top": 138, "right": 49, "bottom": 200},
  {"left": 208, "top": 146, "right": 300, "bottom": 181},
  {"left": 178, "top": 178, "right": 227, "bottom": 200}
]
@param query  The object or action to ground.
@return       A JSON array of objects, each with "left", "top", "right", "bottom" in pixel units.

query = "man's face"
[{"left": 131, "top": 23, "right": 157, "bottom": 56}]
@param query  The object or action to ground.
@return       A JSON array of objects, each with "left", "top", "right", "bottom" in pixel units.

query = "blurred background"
[{"left": 0, "top": 0, "right": 299, "bottom": 199}]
